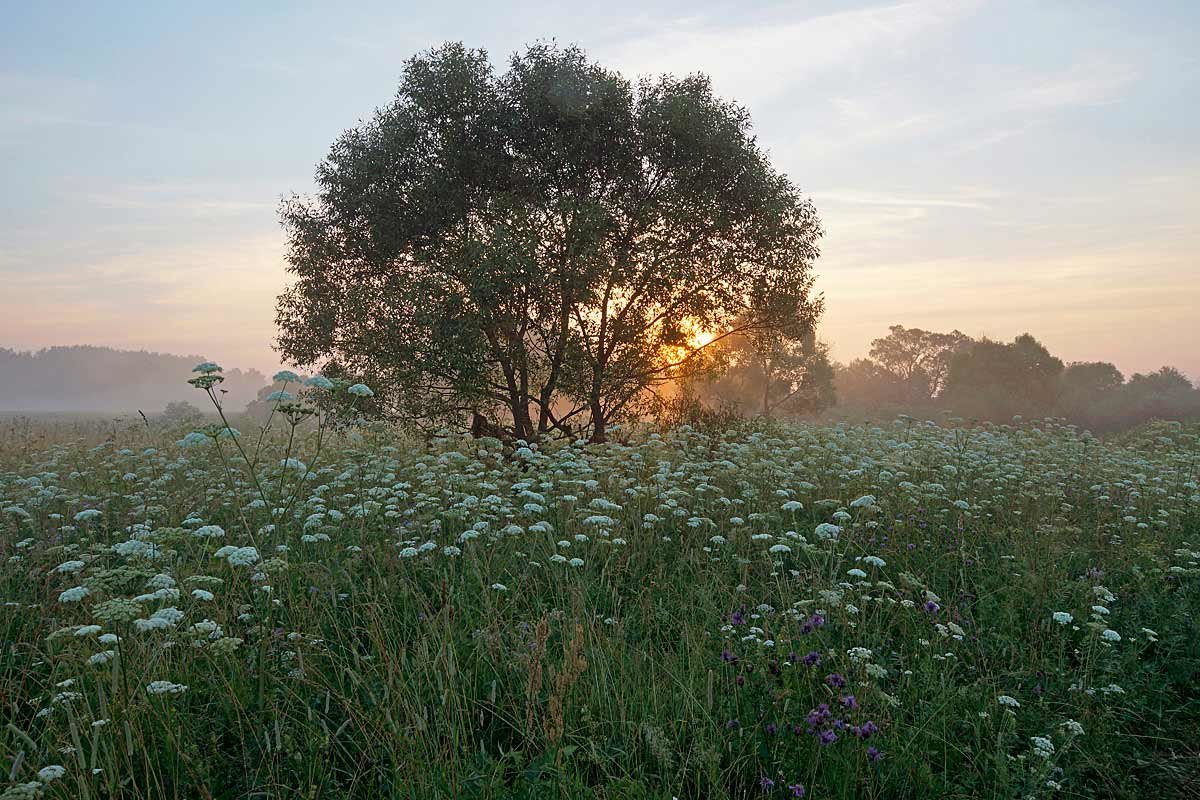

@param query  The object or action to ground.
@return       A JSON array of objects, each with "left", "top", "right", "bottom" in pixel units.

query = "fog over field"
[{"left": 2, "top": 3, "right": 1199, "bottom": 800}]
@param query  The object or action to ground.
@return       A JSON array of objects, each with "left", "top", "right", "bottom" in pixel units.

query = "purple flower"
[
  {"left": 825, "top": 673, "right": 846, "bottom": 689},
  {"left": 759, "top": 776, "right": 776, "bottom": 792},
  {"left": 788, "top": 784, "right": 806, "bottom": 798},
  {"left": 766, "top": 722, "right": 779, "bottom": 735},
  {"left": 818, "top": 729, "right": 839, "bottom": 745},
  {"left": 721, "top": 649, "right": 739, "bottom": 664},
  {"left": 841, "top": 694, "right": 858, "bottom": 709},
  {"left": 802, "top": 651, "right": 821, "bottom": 667},
  {"left": 725, "top": 718, "right": 740, "bottom": 729},
  {"left": 923, "top": 600, "right": 940, "bottom": 614},
  {"left": 866, "top": 745, "right": 883, "bottom": 762},
  {"left": 856, "top": 720, "right": 880, "bottom": 739},
  {"left": 731, "top": 608, "right": 746, "bottom": 626},
  {"left": 787, "top": 650, "right": 799, "bottom": 664}
]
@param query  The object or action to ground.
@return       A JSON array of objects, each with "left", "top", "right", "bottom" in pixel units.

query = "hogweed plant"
[{"left": 0, "top": 393, "right": 1197, "bottom": 798}]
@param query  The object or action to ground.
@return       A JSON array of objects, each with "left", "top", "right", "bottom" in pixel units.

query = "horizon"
[{"left": 3, "top": 1, "right": 1198, "bottom": 380}]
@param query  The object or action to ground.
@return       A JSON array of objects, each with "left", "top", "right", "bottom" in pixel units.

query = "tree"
[
  {"left": 867, "top": 325, "right": 972, "bottom": 402},
  {"left": 942, "top": 333, "right": 1064, "bottom": 420},
  {"left": 1121, "top": 367, "right": 1199, "bottom": 421},
  {"left": 691, "top": 327, "right": 834, "bottom": 418},
  {"left": 832, "top": 358, "right": 909, "bottom": 409},
  {"left": 276, "top": 42, "right": 823, "bottom": 442},
  {"left": 161, "top": 400, "right": 204, "bottom": 424},
  {"left": 1056, "top": 361, "right": 1125, "bottom": 428},
  {"left": 1060, "top": 361, "right": 1125, "bottom": 396}
]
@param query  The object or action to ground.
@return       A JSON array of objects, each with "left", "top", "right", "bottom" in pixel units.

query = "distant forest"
[
  {"left": 0, "top": 346, "right": 266, "bottom": 413},
  {"left": 829, "top": 326, "right": 1200, "bottom": 433}
]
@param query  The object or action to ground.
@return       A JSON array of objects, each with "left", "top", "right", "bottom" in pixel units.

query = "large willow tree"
[{"left": 277, "top": 42, "right": 823, "bottom": 442}]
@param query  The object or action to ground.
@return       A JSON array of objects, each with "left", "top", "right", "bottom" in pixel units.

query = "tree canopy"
[{"left": 276, "top": 42, "right": 823, "bottom": 442}]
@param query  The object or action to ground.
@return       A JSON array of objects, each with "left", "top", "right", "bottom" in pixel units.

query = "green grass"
[{"left": 1, "top": 414, "right": 1198, "bottom": 799}]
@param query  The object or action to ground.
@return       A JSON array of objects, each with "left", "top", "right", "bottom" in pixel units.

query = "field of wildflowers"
[{"left": 2, "top": 369, "right": 1198, "bottom": 799}]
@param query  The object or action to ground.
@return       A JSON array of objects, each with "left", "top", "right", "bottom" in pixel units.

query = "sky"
[{"left": 2, "top": 0, "right": 1198, "bottom": 380}]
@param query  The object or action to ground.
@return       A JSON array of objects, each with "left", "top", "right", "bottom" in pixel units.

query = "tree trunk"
[
  {"left": 761, "top": 355, "right": 773, "bottom": 418},
  {"left": 589, "top": 393, "right": 606, "bottom": 443}
]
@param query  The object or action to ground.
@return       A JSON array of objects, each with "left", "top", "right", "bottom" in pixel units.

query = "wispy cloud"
[
  {"left": 1001, "top": 60, "right": 1138, "bottom": 112},
  {"left": 599, "top": 0, "right": 985, "bottom": 103}
]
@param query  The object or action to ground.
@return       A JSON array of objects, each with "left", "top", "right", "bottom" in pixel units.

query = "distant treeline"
[
  {"left": 831, "top": 326, "right": 1200, "bottom": 432},
  {"left": 0, "top": 346, "right": 266, "bottom": 413}
]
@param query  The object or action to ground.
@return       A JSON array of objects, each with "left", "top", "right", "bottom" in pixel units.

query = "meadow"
[{"left": 1, "top": 373, "right": 1198, "bottom": 799}]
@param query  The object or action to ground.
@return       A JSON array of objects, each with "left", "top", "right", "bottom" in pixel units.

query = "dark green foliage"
[{"left": 276, "top": 42, "right": 823, "bottom": 442}]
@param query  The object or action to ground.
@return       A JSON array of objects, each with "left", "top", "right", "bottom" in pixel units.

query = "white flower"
[
  {"left": 850, "top": 495, "right": 876, "bottom": 509},
  {"left": 192, "top": 361, "right": 222, "bottom": 374},
  {"left": 191, "top": 589, "right": 215, "bottom": 602},
  {"left": 814, "top": 523, "right": 841, "bottom": 540},
  {"left": 74, "top": 625, "right": 102, "bottom": 637},
  {"left": 1061, "top": 719, "right": 1085, "bottom": 736},
  {"left": 847, "top": 568, "right": 868, "bottom": 579},
  {"left": 1101, "top": 629, "right": 1121, "bottom": 642},
  {"left": 442, "top": 545, "right": 462, "bottom": 557},
  {"left": 37, "top": 765, "right": 66, "bottom": 783},
  {"left": 226, "top": 547, "right": 260, "bottom": 567},
  {"left": 781, "top": 500, "right": 803, "bottom": 512},
  {"left": 768, "top": 544, "right": 791, "bottom": 554},
  {"left": 88, "top": 650, "right": 116, "bottom": 665},
  {"left": 997, "top": 695, "right": 1020, "bottom": 708},
  {"left": 74, "top": 509, "right": 102, "bottom": 522},
  {"left": 273, "top": 370, "right": 301, "bottom": 383},
  {"left": 177, "top": 431, "right": 210, "bottom": 448},
  {"left": 568, "top": 557, "right": 585, "bottom": 567},
  {"left": 1030, "top": 736, "right": 1055, "bottom": 758},
  {"left": 862, "top": 555, "right": 886, "bottom": 568},
  {"left": 347, "top": 383, "right": 374, "bottom": 397},
  {"left": 1051, "top": 612, "right": 1073, "bottom": 625},
  {"left": 305, "top": 375, "right": 335, "bottom": 390},
  {"left": 490, "top": 583, "right": 507, "bottom": 591},
  {"left": 145, "top": 680, "right": 189, "bottom": 696},
  {"left": 58, "top": 586, "right": 90, "bottom": 603},
  {"left": 192, "top": 525, "right": 225, "bottom": 539}
]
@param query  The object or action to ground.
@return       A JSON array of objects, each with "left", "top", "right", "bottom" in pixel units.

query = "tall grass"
[{"left": 1, "top": 397, "right": 1197, "bottom": 798}]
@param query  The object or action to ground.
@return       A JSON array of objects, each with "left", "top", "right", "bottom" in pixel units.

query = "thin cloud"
[{"left": 598, "top": 0, "right": 985, "bottom": 103}]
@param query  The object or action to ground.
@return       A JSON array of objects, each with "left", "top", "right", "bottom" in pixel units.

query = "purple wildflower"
[
  {"left": 802, "top": 651, "right": 821, "bottom": 667},
  {"left": 841, "top": 694, "right": 858, "bottom": 709},
  {"left": 857, "top": 720, "right": 880, "bottom": 739},
  {"left": 866, "top": 745, "right": 883, "bottom": 762},
  {"left": 825, "top": 673, "right": 846, "bottom": 689},
  {"left": 788, "top": 783, "right": 806, "bottom": 798},
  {"left": 759, "top": 776, "right": 775, "bottom": 792}
]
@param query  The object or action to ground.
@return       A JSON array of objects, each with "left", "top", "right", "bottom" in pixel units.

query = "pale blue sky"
[{"left": 2, "top": 1, "right": 1197, "bottom": 378}]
